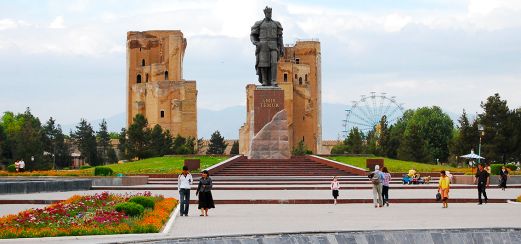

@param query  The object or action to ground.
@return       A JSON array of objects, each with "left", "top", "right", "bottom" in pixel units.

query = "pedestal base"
[{"left": 248, "top": 110, "right": 290, "bottom": 159}]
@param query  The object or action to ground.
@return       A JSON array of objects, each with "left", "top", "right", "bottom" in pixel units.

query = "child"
[
  {"left": 331, "top": 176, "right": 340, "bottom": 205},
  {"left": 438, "top": 170, "right": 450, "bottom": 208}
]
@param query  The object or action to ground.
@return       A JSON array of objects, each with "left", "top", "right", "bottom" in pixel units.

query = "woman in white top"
[{"left": 331, "top": 176, "right": 340, "bottom": 205}]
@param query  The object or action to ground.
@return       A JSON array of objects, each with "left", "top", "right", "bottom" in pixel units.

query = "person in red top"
[{"left": 331, "top": 176, "right": 340, "bottom": 205}]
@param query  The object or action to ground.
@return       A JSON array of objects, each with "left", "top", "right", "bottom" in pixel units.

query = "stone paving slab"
[
  {"left": 167, "top": 203, "right": 521, "bottom": 238},
  {"left": 1, "top": 188, "right": 519, "bottom": 201}
]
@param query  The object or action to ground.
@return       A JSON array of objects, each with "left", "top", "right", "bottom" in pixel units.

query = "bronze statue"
[{"left": 251, "top": 6, "right": 284, "bottom": 86}]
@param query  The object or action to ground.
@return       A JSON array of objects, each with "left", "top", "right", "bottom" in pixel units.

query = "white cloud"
[
  {"left": 49, "top": 16, "right": 65, "bottom": 29},
  {"left": 0, "top": 19, "right": 17, "bottom": 30},
  {"left": 383, "top": 13, "right": 412, "bottom": 32}
]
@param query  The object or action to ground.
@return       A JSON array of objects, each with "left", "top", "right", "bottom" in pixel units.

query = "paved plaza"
[{"left": 1, "top": 202, "right": 520, "bottom": 243}]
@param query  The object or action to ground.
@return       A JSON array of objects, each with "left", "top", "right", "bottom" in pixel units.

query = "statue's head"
[{"left": 263, "top": 6, "right": 272, "bottom": 20}]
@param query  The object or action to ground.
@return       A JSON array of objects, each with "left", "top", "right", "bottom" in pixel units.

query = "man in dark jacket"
[{"left": 474, "top": 164, "right": 490, "bottom": 205}]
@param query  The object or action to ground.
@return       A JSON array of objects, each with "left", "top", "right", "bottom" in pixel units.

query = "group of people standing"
[
  {"left": 330, "top": 165, "right": 392, "bottom": 208},
  {"left": 13, "top": 159, "right": 25, "bottom": 172},
  {"left": 438, "top": 163, "right": 510, "bottom": 208},
  {"left": 177, "top": 166, "right": 215, "bottom": 217},
  {"left": 331, "top": 163, "right": 510, "bottom": 208},
  {"left": 369, "top": 165, "right": 392, "bottom": 208}
]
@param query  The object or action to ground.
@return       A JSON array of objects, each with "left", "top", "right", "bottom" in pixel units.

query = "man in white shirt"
[
  {"left": 18, "top": 159, "right": 25, "bottom": 172},
  {"left": 178, "top": 166, "right": 193, "bottom": 216}
]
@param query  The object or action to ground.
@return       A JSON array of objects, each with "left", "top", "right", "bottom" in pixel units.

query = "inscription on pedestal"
[{"left": 253, "top": 88, "right": 285, "bottom": 134}]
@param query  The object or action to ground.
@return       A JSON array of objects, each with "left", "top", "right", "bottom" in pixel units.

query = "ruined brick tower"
[
  {"left": 239, "top": 40, "right": 322, "bottom": 154},
  {"left": 126, "top": 30, "right": 197, "bottom": 138}
]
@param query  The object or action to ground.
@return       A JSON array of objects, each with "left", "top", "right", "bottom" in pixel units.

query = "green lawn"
[
  {"left": 93, "top": 155, "right": 228, "bottom": 174},
  {"left": 327, "top": 156, "right": 471, "bottom": 173}
]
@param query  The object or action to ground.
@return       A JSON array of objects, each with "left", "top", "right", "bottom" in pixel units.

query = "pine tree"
[
  {"left": 97, "top": 119, "right": 115, "bottom": 165},
  {"left": 126, "top": 114, "right": 152, "bottom": 159},
  {"left": 72, "top": 119, "right": 99, "bottom": 166},
  {"left": 207, "top": 130, "right": 227, "bottom": 155},
  {"left": 117, "top": 128, "right": 128, "bottom": 159},
  {"left": 230, "top": 140, "right": 239, "bottom": 155},
  {"left": 345, "top": 127, "right": 364, "bottom": 154},
  {"left": 42, "top": 117, "right": 71, "bottom": 168},
  {"left": 479, "top": 93, "right": 511, "bottom": 163},
  {"left": 150, "top": 124, "right": 165, "bottom": 157}
]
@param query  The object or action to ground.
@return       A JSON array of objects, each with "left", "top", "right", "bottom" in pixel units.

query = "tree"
[
  {"left": 97, "top": 119, "right": 116, "bottom": 165},
  {"left": 398, "top": 123, "right": 431, "bottom": 162},
  {"left": 117, "top": 128, "right": 128, "bottom": 160},
  {"left": 510, "top": 108, "right": 521, "bottom": 161},
  {"left": 292, "top": 140, "right": 309, "bottom": 156},
  {"left": 386, "top": 110, "right": 414, "bottom": 158},
  {"left": 150, "top": 124, "right": 165, "bottom": 157},
  {"left": 126, "top": 114, "right": 152, "bottom": 159},
  {"left": 72, "top": 119, "right": 99, "bottom": 166},
  {"left": 479, "top": 93, "right": 511, "bottom": 163},
  {"left": 196, "top": 137, "right": 205, "bottom": 154},
  {"left": 449, "top": 110, "right": 479, "bottom": 161},
  {"left": 230, "top": 140, "right": 239, "bottom": 155},
  {"left": 42, "top": 117, "right": 71, "bottom": 168},
  {"left": 3, "top": 109, "right": 47, "bottom": 170},
  {"left": 345, "top": 127, "right": 364, "bottom": 154},
  {"left": 207, "top": 130, "right": 227, "bottom": 155},
  {"left": 395, "top": 107, "right": 453, "bottom": 163},
  {"left": 0, "top": 123, "right": 6, "bottom": 163}
]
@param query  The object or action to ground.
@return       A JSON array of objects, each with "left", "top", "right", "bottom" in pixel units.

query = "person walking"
[
  {"left": 381, "top": 167, "right": 391, "bottom": 207},
  {"left": 499, "top": 166, "right": 509, "bottom": 191},
  {"left": 474, "top": 164, "right": 490, "bottom": 205},
  {"left": 438, "top": 170, "right": 450, "bottom": 208},
  {"left": 331, "top": 176, "right": 340, "bottom": 205},
  {"left": 14, "top": 160, "right": 20, "bottom": 172},
  {"left": 18, "top": 159, "right": 25, "bottom": 172},
  {"left": 178, "top": 166, "right": 193, "bottom": 216},
  {"left": 196, "top": 170, "right": 215, "bottom": 216},
  {"left": 369, "top": 165, "right": 384, "bottom": 208}
]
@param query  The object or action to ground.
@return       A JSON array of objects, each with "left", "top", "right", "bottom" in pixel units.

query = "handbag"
[{"left": 436, "top": 192, "right": 441, "bottom": 201}]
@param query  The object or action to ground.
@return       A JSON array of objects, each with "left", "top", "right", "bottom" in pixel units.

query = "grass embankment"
[
  {"left": 328, "top": 156, "right": 471, "bottom": 173},
  {"left": 101, "top": 155, "right": 228, "bottom": 174},
  {"left": 0, "top": 155, "right": 228, "bottom": 176}
]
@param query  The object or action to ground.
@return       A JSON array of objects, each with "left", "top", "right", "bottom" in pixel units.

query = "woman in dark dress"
[
  {"left": 196, "top": 170, "right": 215, "bottom": 216},
  {"left": 499, "top": 166, "right": 509, "bottom": 191}
]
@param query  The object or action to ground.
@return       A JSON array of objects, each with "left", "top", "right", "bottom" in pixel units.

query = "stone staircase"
[{"left": 212, "top": 157, "right": 355, "bottom": 177}]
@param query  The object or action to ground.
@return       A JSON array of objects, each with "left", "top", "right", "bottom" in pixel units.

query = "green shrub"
[
  {"left": 114, "top": 202, "right": 144, "bottom": 217},
  {"left": 506, "top": 164, "right": 518, "bottom": 172},
  {"left": 128, "top": 196, "right": 155, "bottom": 209},
  {"left": 80, "top": 165, "right": 91, "bottom": 170},
  {"left": 94, "top": 166, "right": 113, "bottom": 176},
  {"left": 331, "top": 144, "right": 349, "bottom": 154},
  {"left": 62, "top": 167, "right": 70, "bottom": 170},
  {"left": 490, "top": 164, "right": 502, "bottom": 175},
  {"left": 490, "top": 164, "right": 518, "bottom": 175},
  {"left": 7, "top": 164, "right": 16, "bottom": 172}
]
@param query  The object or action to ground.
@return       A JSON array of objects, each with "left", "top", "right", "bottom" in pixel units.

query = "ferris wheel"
[{"left": 341, "top": 92, "right": 405, "bottom": 138}]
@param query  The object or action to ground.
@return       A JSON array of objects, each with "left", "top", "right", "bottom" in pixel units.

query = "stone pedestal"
[
  {"left": 248, "top": 87, "right": 290, "bottom": 159},
  {"left": 253, "top": 87, "right": 285, "bottom": 134}
]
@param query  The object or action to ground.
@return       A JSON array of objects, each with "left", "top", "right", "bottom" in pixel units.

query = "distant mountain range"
[{"left": 62, "top": 103, "right": 459, "bottom": 140}]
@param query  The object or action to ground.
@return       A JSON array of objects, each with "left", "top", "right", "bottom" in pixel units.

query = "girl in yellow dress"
[{"left": 438, "top": 170, "right": 450, "bottom": 208}]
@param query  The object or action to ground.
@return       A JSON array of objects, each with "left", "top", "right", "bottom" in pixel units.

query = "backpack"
[{"left": 369, "top": 173, "right": 380, "bottom": 185}]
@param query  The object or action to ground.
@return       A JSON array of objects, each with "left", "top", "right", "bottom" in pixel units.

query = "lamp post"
[{"left": 478, "top": 124, "right": 484, "bottom": 165}]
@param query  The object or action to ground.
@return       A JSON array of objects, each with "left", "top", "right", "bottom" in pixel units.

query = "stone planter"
[{"left": 90, "top": 176, "right": 148, "bottom": 186}]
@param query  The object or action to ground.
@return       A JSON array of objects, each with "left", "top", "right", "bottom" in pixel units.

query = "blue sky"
[{"left": 1, "top": 0, "right": 520, "bottom": 139}]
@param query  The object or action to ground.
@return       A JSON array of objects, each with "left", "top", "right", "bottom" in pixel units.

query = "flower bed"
[
  {"left": 0, "top": 170, "right": 92, "bottom": 177},
  {"left": 0, "top": 192, "right": 177, "bottom": 239}
]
